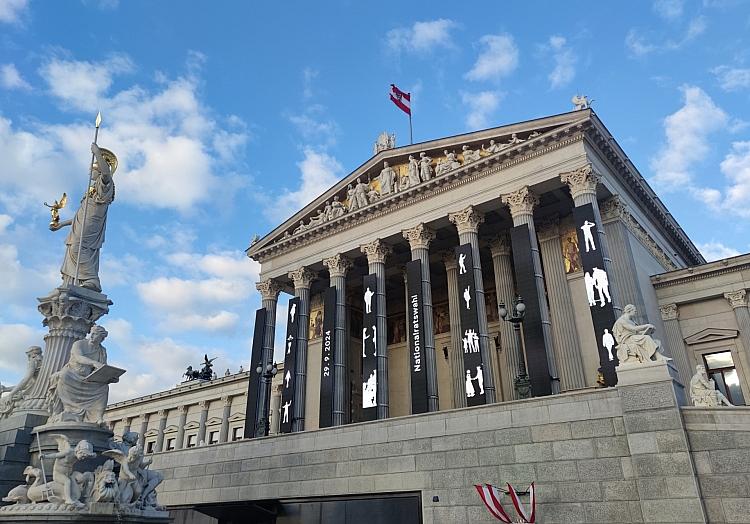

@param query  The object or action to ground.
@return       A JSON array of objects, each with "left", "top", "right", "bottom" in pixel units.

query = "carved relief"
[
  {"left": 402, "top": 223, "right": 436, "bottom": 251},
  {"left": 256, "top": 279, "right": 281, "bottom": 301},
  {"left": 288, "top": 267, "right": 315, "bottom": 290},
  {"left": 659, "top": 303, "right": 679, "bottom": 321},
  {"left": 725, "top": 290, "right": 747, "bottom": 309},
  {"left": 360, "top": 239, "right": 392, "bottom": 265},
  {"left": 448, "top": 205, "right": 485, "bottom": 235},
  {"left": 560, "top": 164, "right": 601, "bottom": 199},
  {"left": 322, "top": 254, "right": 352, "bottom": 278},
  {"left": 501, "top": 186, "right": 539, "bottom": 218}
]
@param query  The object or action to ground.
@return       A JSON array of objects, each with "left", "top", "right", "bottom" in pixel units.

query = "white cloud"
[
  {"left": 625, "top": 30, "right": 657, "bottom": 57},
  {"left": 288, "top": 104, "right": 338, "bottom": 147},
  {"left": 386, "top": 19, "right": 456, "bottom": 54},
  {"left": 0, "top": 323, "right": 45, "bottom": 377},
  {"left": 654, "top": 0, "right": 684, "bottom": 19},
  {"left": 302, "top": 67, "right": 317, "bottom": 99},
  {"left": 702, "top": 141, "right": 750, "bottom": 217},
  {"left": 0, "top": 63, "right": 30, "bottom": 90},
  {"left": 0, "top": 214, "right": 12, "bottom": 234},
  {"left": 461, "top": 90, "right": 502, "bottom": 130},
  {"left": 697, "top": 241, "right": 741, "bottom": 261},
  {"left": 626, "top": 17, "right": 706, "bottom": 57},
  {"left": 713, "top": 66, "right": 750, "bottom": 91},
  {"left": 650, "top": 86, "right": 728, "bottom": 188},
  {"left": 0, "top": 241, "right": 59, "bottom": 309},
  {"left": 465, "top": 34, "right": 519, "bottom": 82},
  {"left": 546, "top": 36, "right": 577, "bottom": 89},
  {"left": 0, "top": 0, "right": 27, "bottom": 24},
  {"left": 267, "top": 148, "right": 343, "bottom": 223}
]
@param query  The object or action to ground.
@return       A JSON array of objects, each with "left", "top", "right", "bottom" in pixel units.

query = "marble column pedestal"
[{"left": 616, "top": 359, "right": 686, "bottom": 406}]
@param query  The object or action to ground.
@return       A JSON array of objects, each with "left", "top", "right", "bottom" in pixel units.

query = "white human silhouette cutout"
[
  {"left": 287, "top": 335, "right": 293, "bottom": 354},
  {"left": 458, "top": 253, "right": 467, "bottom": 274},
  {"left": 584, "top": 272, "right": 596, "bottom": 306},
  {"left": 371, "top": 325, "right": 377, "bottom": 356},
  {"left": 592, "top": 267, "right": 611, "bottom": 306},
  {"left": 284, "top": 369, "right": 291, "bottom": 388},
  {"left": 364, "top": 286, "right": 374, "bottom": 313},
  {"left": 463, "top": 286, "right": 471, "bottom": 309},
  {"left": 602, "top": 329, "right": 615, "bottom": 361},
  {"left": 475, "top": 365, "right": 484, "bottom": 395},
  {"left": 581, "top": 220, "right": 596, "bottom": 252},
  {"left": 465, "top": 370, "right": 475, "bottom": 397},
  {"left": 362, "top": 327, "right": 370, "bottom": 357},
  {"left": 363, "top": 370, "right": 377, "bottom": 408},
  {"left": 289, "top": 302, "right": 296, "bottom": 322},
  {"left": 282, "top": 400, "right": 291, "bottom": 423}
]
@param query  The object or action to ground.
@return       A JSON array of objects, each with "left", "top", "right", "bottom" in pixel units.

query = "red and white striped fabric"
[
  {"left": 474, "top": 483, "right": 536, "bottom": 523},
  {"left": 389, "top": 84, "right": 411, "bottom": 115}
]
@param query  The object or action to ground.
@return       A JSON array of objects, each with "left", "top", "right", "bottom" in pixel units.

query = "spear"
[{"left": 73, "top": 111, "right": 102, "bottom": 286}]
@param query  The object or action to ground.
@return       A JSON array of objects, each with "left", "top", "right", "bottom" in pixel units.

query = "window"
[
  {"left": 703, "top": 350, "right": 746, "bottom": 405},
  {"left": 166, "top": 438, "right": 175, "bottom": 451},
  {"left": 232, "top": 427, "right": 244, "bottom": 441},
  {"left": 209, "top": 430, "right": 219, "bottom": 444},
  {"left": 146, "top": 441, "right": 155, "bottom": 454},
  {"left": 187, "top": 434, "right": 197, "bottom": 448}
]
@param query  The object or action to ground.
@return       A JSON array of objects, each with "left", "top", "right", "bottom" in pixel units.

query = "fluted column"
[
  {"left": 560, "top": 165, "right": 621, "bottom": 313},
  {"left": 659, "top": 304, "right": 690, "bottom": 386},
  {"left": 537, "top": 217, "right": 587, "bottom": 391},
  {"left": 255, "top": 278, "right": 281, "bottom": 435},
  {"left": 361, "top": 239, "right": 393, "bottom": 419},
  {"left": 120, "top": 417, "right": 131, "bottom": 437},
  {"left": 219, "top": 395, "right": 231, "bottom": 443},
  {"left": 289, "top": 267, "right": 315, "bottom": 432},
  {"left": 323, "top": 254, "right": 353, "bottom": 426},
  {"left": 448, "top": 205, "right": 496, "bottom": 403},
  {"left": 155, "top": 410, "right": 168, "bottom": 452},
  {"left": 138, "top": 414, "right": 149, "bottom": 447},
  {"left": 196, "top": 400, "right": 209, "bottom": 444},
  {"left": 502, "top": 186, "right": 560, "bottom": 394},
  {"left": 269, "top": 386, "right": 282, "bottom": 435},
  {"left": 175, "top": 405, "right": 187, "bottom": 449},
  {"left": 402, "top": 223, "right": 439, "bottom": 411},
  {"left": 726, "top": 290, "right": 750, "bottom": 365},
  {"left": 490, "top": 236, "right": 519, "bottom": 401},
  {"left": 442, "top": 253, "right": 465, "bottom": 408}
]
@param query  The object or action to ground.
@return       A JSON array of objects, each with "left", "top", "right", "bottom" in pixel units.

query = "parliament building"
[{"left": 104, "top": 108, "right": 750, "bottom": 523}]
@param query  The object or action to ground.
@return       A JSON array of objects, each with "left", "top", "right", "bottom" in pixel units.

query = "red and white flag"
[
  {"left": 474, "top": 483, "right": 536, "bottom": 523},
  {"left": 389, "top": 84, "right": 411, "bottom": 115}
]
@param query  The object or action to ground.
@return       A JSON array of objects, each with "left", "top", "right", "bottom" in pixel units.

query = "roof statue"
[
  {"left": 572, "top": 94, "right": 593, "bottom": 110},
  {"left": 373, "top": 131, "right": 396, "bottom": 155}
]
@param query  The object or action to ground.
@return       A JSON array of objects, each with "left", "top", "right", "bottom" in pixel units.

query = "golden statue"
[{"left": 44, "top": 193, "right": 67, "bottom": 228}]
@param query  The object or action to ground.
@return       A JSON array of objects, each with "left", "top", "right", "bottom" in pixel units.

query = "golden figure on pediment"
[{"left": 561, "top": 229, "right": 582, "bottom": 274}]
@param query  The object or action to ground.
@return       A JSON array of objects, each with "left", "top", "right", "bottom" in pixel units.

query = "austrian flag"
[{"left": 390, "top": 84, "right": 411, "bottom": 115}]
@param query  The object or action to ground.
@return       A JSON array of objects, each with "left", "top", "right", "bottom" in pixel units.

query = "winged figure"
[{"left": 44, "top": 192, "right": 67, "bottom": 227}]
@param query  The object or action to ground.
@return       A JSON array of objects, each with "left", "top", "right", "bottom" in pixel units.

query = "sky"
[{"left": 0, "top": 0, "right": 749, "bottom": 402}]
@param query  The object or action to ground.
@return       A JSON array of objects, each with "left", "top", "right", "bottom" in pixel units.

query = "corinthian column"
[
  {"left": 725, "top": 290, "right": 750, "bottom": 368},
  {"left": 442, "top": 252, "right": 465, "bottom": 408},
  {"left": 448, "top": 205, "right": 496, "bottom": 403},
  {"left": 402, "top": 223, "right": 439, "bottom": 411},
  {"left": 219, "top": 395, "right": 232, "bottom": 443},
  {"left": 255, "top": 278, "right": 281, "bottom": 435},
  {"left": 322, "top": 254, "right": 353, "bottom": 426},
  {"left": 537, "top": 217, "right": 586, "bottom": 391},
  {"left": 360, "top": 239, "right": 392, "bottom": 419},
  {"left": 659, "top": 304, "right": 690, "bottom": 386},
  {"left": 489, "top": 236, "right": 519, "bottom": 401},
  {"left": 288, "top": 266, "right": 315, "bottom": 431},
  {"left": 175, "top": 405, "right": 187, "bottom": 449},
  {"left": 155, "top": 409, "right": 167, "bottom": 452},
  {"left": 560, "top": 164, "right": 620, "bottom": 312},
  {"left": 501, "top": 186, "right": 560, "bottom": 394}
]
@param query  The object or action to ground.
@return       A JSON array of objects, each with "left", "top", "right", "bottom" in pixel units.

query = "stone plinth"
[
  {"left": 0, "top": 503, "right": 171, "bottom": 523},
  {"left": 616, "top": 359, "right": 686, "bottom": 406}
]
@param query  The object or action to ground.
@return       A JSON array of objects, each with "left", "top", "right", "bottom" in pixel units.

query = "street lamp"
[
  {"left": 499, "top": 296, "right": 532, "bottom": 399},
  {"left": 254, "top": 361, "right": 278, "bottom": 437}
]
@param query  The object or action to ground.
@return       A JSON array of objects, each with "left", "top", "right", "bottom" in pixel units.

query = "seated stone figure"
[
  {"left": 690, "top": 364, "right": 732, "bottom": 407},
  {"left": 613, "top": 304, "right": 667, "bottom": 364},
  {"left": 0, "top": 346, "right": 43, "bottom": 418}
]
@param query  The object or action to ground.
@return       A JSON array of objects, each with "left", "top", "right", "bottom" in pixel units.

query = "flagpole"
[
  {"left": 73, "top": 111, "right": 102, "bottom": 286},
  {"left": 409, "top": 112, "right": 413, "bottom": 145}
]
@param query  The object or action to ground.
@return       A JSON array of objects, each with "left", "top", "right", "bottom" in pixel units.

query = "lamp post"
[
  {"left": 254, "top": 361, "right": 278, "bottom": 437},
  {"left": 499, "top": 296, "right": 532, "bottom": 399}
]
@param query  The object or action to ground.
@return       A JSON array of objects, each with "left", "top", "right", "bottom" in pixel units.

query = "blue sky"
[{"left": 1, "top": 0, "right": 749, "bottom": 400}]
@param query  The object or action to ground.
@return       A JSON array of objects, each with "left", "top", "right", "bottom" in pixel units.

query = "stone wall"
[
  {"left": 148, "top": 368, "right": 749, "bottom": 524},
  {"left": 684, "top": 406, "right": 750, "bottom": 523}
]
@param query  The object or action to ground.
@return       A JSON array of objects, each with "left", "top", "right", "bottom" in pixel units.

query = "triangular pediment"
[
  {"left": 183, "top": 421, "right": 200, "bottom": 430},
  {"left": 144, "top": 428, "right": 159, "bottom": 438},
  {"left": 227, "top": 412, "right": 245, "bottom": 423},
  {"left": 206, "top": 417, "right": 223, "bottom": 427},
  {"left": 685, "top": 327, "right": 738, "bottom": 345},
  {"left": 247, "top": 110, "right": 591, "bottom": 259},
  {"left": 163, "top": 425, "right": 179, "bottom": 434}
]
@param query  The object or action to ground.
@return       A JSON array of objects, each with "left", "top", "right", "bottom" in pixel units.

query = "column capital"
[
  {"left": 560, "top": 164, "right": 601, "bottom": 200},
  {"left": 288, "top": 267, "right": 315, "bottom": 290},
  {"left": 323, "top": 253, "right": 353, "bottom": 278},
  {"left": 600, "top": 195, "right": 630, "bottom": 222},
  {"left": 256, "top": 279, "right": 281, "bottom": 301},
  {"left": 448, "top": 205, "right": 485, "bottom": 236},
  {"left": 221, "top": 395, "right": 232, "bottom": 407},
  {"left": 725, "top": 289, "right": 748, "bottom": 309},
  {"left": 198, "top": 400, "right": 209, "bottom": 410},
  {"left": 536, "top": 216, "right": 561, "bottom": 242},
  {"left": 501, "top": 186, "right": 539, "bottom": 219},
  {"left": 659, "top": 303, "right": 679, "bottom": 321},
  {"left": 441, "top": 251, "right": 457, "bottom": 270},
  {"left": 360, "top": 239, "right": 393, "bottom": 265},
  {"left": 157, "top": 409, "right": 167, "bottom": 419},
  {"left": 489, "top": 234, "right": 512, "bottom": 257},
  {"left": 120, "top": 416, "right": 130, "bottom": 424},
  {"left": 176, "top": 405, "right": 187, "bottom": 415},
  {"left": 402, "top": 223, "right": 436, "bottom": 251}
]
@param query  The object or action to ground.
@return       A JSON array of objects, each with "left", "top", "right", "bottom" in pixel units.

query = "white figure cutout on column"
[
  {"left": 592, "top": 267, "right": 611, "bottom": 307},
  {"left": 363, "top": 370, "right": 377, "bottom": 408},
  {"left": 465, "top": 370, "right": 476, "bottom": 397},
  {"left": 289, "top": 303, "right": 297, "bottom": 322},
  {"left": 372, "top": 325, "right": 377, "bottom": 357},
  {"left": 282, "top": 400, "right": 291, "bottom": 423},
  {"left": 285, "top": 369, "right": 291, "bottom": 388},
  {"left": 602, "top": 329, "right": 615, "bottom": 361},
  {"left": 584, "top": 272, "right": 596, "bottom": 306},
  {"left": 463, "top": 329, "right": 479, "bottom": 353},
  {"left": 458, "top": 253, "right": 467, "bottom": 274},
  {"left": 362, "top": 327, "right": 370, "bottom": 358},
  {"left": 581, "top": 220, "right": 596, "bottom": 252},
  {"left": 463, "top": 286, "right": 471, "bottom": 309},
  {"left": 287, "top": 335, "right": 293, "bottom": 354},
  {"left": 364, "top": 286, "right": 374, "bottom": 314},
  {"left": 475, "top": 365, "right": 484, "bottom": 395}
]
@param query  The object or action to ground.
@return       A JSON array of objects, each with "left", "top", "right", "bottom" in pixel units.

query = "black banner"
[
  {"left": 510, "top": 224, "right": 552, "bottom": 396},
  {"left": 573, "top": 204, "right": 619, "bottom": 386},
  {"left": 319, "top": 286, "right": 337, "bottom": 428},
  {"left": 361, "top": 274, "right": 378, "bottom": 421},
  {"left": 406, "top": 260, "right": 429, "bottom": 414},
  {"left": 455, "top": 243, "right": 486, "bottom": 406},
  {"left": 244, "top": 308, "right": 266, "bottom": 439},
  {"left": 279, "top": 297, "right": 300, "bottom": 433}
]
